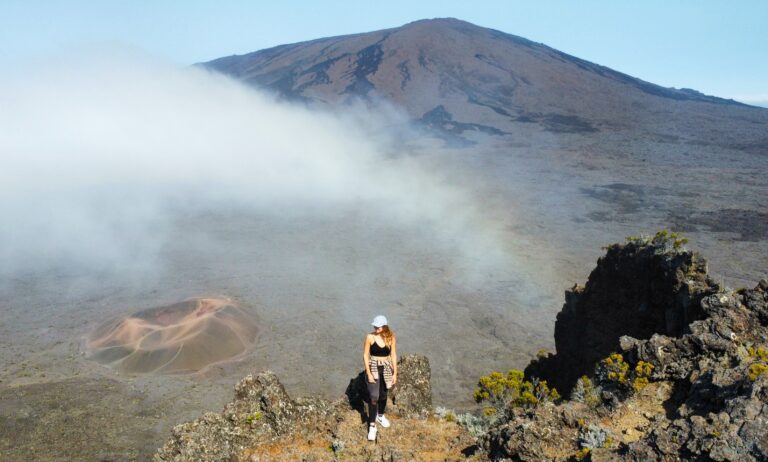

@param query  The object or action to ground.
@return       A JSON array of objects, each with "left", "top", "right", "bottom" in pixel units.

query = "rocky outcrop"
[
  {"left": 526, "top": 238, "right": 717, "bottom": 392},
  {"left": 156, "top": 354, "right": 448, "bottom": 461},
  {"left": 155, "top": 371, "right": 341, "bottom": 461},
  {"left": 345, "top": 354, "right": 433, "bottom": 420},
  {"left": 484, "top": 237, "right": 768, "bottom": 461}
]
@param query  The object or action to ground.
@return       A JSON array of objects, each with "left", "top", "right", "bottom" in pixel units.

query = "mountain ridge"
[
  {"left": 201, "top": 18, "right": 768, "bottom": 150},
  {"left": 203, "top": 17, "right": 749, "bottom": 107}
]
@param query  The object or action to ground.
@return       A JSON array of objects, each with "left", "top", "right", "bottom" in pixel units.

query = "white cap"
[{"left": 371, "top": 315, "right": 388, "bottom": 328}]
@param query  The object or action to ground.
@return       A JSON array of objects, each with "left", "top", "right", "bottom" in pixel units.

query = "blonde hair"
[{"left": 379, "top": 325, "right": 395, "bottom": 347}]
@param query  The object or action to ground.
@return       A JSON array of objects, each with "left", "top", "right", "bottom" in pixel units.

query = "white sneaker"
[
  {"left": 376, "top": 414, "right": 390, "bottom": 428},
  {"left": 367, "top": 424, "right": 377, "bottom": 441}
]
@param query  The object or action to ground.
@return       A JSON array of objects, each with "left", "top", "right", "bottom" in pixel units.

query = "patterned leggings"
[{"left": 367, "top": 365, "right": 388, "bottom": 424}]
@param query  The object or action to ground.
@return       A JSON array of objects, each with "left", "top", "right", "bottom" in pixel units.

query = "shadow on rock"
[{"left": 344, "top": 370, "right": 369, "bottom": 424}]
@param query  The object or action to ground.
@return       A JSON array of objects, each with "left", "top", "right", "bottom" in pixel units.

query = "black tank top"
[{"left": 369, "top": 337, "right": 391, "bottom": 356}]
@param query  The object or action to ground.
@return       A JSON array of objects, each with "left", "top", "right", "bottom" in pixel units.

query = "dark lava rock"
[
  {"left": 481, "top": 403, "right": 582, "bottom": 462},
  {"left": 155, "top": 371, "right": 340, "bottom": 461},
  {"left": 489, "top": 238, "right": 768, "bottom": 461},
  {"left": 526, "top": 239, "right": 716, "bottom": 393},
  {"left": 389, "top": 354, "right": 433, "bottom": 418}
]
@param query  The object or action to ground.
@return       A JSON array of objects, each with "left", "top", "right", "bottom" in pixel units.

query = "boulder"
[
  {"left": 155, "top": 371, "right": 340, "bottom": 461},
  {"left": 345, "top": 353, "right": 433, "bottom": 419}
]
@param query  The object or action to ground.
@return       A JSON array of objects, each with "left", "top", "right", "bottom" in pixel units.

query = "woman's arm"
[
  {"left": 363, "top": 334, "right": 374, "bottom": 382},
  {"left": 390, "top": 336, "right": 397, "bottom": 384}
]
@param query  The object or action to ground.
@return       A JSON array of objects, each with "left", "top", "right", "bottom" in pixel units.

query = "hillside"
[{"left": 203, "top": 18, "right": 768, "bottom": 151}]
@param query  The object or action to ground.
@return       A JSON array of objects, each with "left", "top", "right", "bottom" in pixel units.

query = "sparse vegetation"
[
  {"left": 474, "top": 369, "right": 560, "bottom": 410},
  {"left": 455, "top": 412, "right": 492, "bottom": 437},
  {"left": 574, "top": 447, "right": 591, "bottom": 460},
  {"left": 746, "top": 346, "right": 768, "bottom": 381},
  {"left": 596, "top": 353, "right": 629, "bottom": 386},
  {"left": 747, "top": 345, "right": 768, "bottom": 362},
  {"left": 330, "top": 439, "right": 344, "bottom": 454},
  {"left": 578, "top": 423, "right": 610, "bottom": 450},
  {"left": 570, "top": 375, "right": 601, "bottom": 408},
  {"left": 624, "top": 229, "right": 689, "bottom": 254},
  {"left": 595, "top": 353, "right": 655, "bottom": 394},
  {"left": 748, "top": 363, "right": 768, "bottom": 381},
  {"left": 244, "top": 411, "right": 263, "bottom": 425},
  {"left": 435, "top": 406, "right": 494, "bottom": 437},
  {"left": 434, "top": 406, "right": 453, "bottom": 420},
  {"left": 633, "top": 361, "right": 655, "bottom": 392}
]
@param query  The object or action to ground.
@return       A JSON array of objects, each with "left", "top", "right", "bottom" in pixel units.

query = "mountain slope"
[{"left": 203, "top": 18, "right": 768, "bottom": 150}]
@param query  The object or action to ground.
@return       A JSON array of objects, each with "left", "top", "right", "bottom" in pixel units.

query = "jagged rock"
[
  {"left": 525, "top": 240, "right": 716, "bottom": 392},
  {"left": 619, "top": 333, "right": 697, "bottom": 381},
  {"left": 389, "top": 354, "right": 432, "bottom": 418},
  {"left": 155, "top": 371, "right": 340, "bottom": 461},
  {"left": 487, "top": 239, "right": 768, "bottom": 462},
  {"left": 743, "top": 278, "right": 768, "bottom": 325},
  {"left": 724, "top": 373, "right": 768, "bottom": 460},
  {"left": 481, "top": 402, "right": 581, "bottom": 461}
]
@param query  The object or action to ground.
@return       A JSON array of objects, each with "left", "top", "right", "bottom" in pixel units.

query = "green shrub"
[
  {"left": 746, "top": 345, "right": 768, "bottom": 381},
  {"left": 633, "top": 361, "right": 655, "bottom": 392},
  {"left": 244, "top": 411, "right": 263, "bottom": 425},
  {"left": 595, "top": 353, "right": 656, "bottom": 395},
  {"left": 625, "top": 229, "right": 688, "bottom": 254},
  {"left": 748, "top": 363, "right": 768, "bottom": 381},
  {"left": 747, "top": 346, "right": 768, "bottom": 362},
  {"left": 455, "top": 412, "right": 493, "bottom": 437},
  {"left": 596, "top": 353, "right": 629, "bottom": 386},
  {"left": 578, "top": 424, "right": 610, "bottom": 449},
  {"left": 574, "top": 447, "right": 590, "bottom": 460},
  {"left": 571, "top": 375, "right": 601, "bottom": 407},
  {"left": 474, "top": 369, "right": 560, "bottom": 410}
]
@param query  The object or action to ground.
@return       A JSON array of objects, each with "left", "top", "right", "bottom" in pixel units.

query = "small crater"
[{"left": 85, "top": 298, "right": 258, "bottom": 374}]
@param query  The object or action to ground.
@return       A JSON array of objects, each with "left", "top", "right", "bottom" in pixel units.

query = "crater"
[{"left": 85, "top": 297, "right": 258, "bottom": 374}]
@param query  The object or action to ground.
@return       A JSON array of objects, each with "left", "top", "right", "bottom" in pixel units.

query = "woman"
[{"left": 362, "top": 315, "right": 397, "bottom": 441}]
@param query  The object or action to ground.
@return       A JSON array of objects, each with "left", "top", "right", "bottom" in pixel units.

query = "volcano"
[{"left": 203, "top": 18, "right": 768, "bottom": 151}]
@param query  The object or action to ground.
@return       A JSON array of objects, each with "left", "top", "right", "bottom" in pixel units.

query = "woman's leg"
[
  {"left": 367, "top": 375, "right": 380, "bottom": 425},
  {"left": 377, "top": 365, "right": 387, "bottom": 415}
]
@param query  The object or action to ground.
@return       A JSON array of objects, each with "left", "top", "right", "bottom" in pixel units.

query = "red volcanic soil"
[{"left": 85, "top": 298, "right": 258, "bottom": 374}]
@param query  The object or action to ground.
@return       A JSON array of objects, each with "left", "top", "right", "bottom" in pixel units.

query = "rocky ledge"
[{"left": 155, "top": 354, "right": 481, "bottom": 461}]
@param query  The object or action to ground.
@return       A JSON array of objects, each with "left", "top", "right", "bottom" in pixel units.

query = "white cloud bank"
[
  {"left": 0, "top": 50, "right": 516, "bottom": 281},
  {"left": 731, "top": 94, "right": 768, "bottom": 108}
]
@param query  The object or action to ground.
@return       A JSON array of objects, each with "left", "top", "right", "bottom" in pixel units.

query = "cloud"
[
  {"left": 731, "top": 94, "right": 768, "bottom": 108},
  {"left": 0, "top": 49, "right": 520, "bottom": 283}
]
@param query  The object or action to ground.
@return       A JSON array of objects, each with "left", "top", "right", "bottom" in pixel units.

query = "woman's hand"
[
  {"left": 367, "top": 373, "right": 375, "bottom": 383},
  {"left": 392, "top": 372, "right": 397, "bottom": 385}
]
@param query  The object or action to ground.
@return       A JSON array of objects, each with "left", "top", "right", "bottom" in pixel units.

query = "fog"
[
  {"left": 0, "top": 50, "right": 528, "bottom": 284},
  {"left": 0, "top": 51, "right": 595, "bottom": 455}
]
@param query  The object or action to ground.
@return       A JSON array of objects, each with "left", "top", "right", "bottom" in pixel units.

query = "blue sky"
[{"left": 1, "top": 0, "right": 766, "bottom": 106}]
